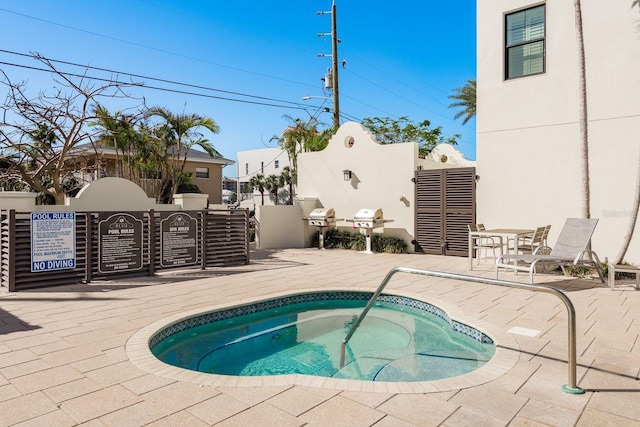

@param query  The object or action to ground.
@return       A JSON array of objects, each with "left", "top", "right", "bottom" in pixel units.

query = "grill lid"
[
  {"left": 353, "top": 208, "right": 383, "bottom": 220},
  {"left": 309, "top": 208, "right": 335, "bottom": 219}
]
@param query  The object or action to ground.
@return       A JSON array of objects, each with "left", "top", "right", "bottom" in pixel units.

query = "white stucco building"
[
  {"left": 253, "top": 122, "right": 475, "bottom": 253},
  {"left": 236, "top": 147, "right": 292, "bottom": 208},
  {"left": 476, "top": 1, "right": 640, "bottom": 264}
]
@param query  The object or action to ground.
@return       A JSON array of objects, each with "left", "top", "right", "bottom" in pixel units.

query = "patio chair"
[
  {"left": 468, "top": 224, "right": 503, "bottom": 265},
  {"left": 516, "top": 226, "right": 546, "bottom": 255},
  {"left": 541, "top": 224, "right": 551, "bottom": 246},
  {"left": 477, "top": 224, "right": 506, "bottom": 252},
  {"left": 496, "top": 218, "right": 604, "bottom": 284}
]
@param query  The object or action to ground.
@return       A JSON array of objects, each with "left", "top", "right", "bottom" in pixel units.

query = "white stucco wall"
[
  {"left": 255, "top": 204, "right": 307, "bottom": 249},
  {"left": 66, "top": 177, "right": 176, "bottom": 211},
  {"left": 477, "top": 1, "right": 640, "bottom": 264},
  {"left": 0, "top": 192, "right": 37, "bottom": 211},
  {"left": 237, "top": 147, "right": 292, "bottom": 208},
  {"left": 296, "top": 122, "right": 422, "bottom": 252}
]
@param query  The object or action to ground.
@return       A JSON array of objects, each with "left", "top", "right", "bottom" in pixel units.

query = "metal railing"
[{"left": 339, "top": 267, "right": 584, "bottom": 394}]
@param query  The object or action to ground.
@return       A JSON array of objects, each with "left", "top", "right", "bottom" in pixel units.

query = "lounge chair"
[{"left": 496, "top": 218, "right": 604, "bottom": 284}]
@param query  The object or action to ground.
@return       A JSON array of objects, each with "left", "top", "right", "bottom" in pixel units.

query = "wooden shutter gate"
[{"left": 414, "top": 167, "right": 476, "bottom": 256}]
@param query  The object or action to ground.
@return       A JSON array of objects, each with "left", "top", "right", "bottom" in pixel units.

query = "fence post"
[
  {"left": 85, "top": 212, "right": 93, "bottom": 284},
  {"left": 201, "top": 210, "right": 207, "bottom": 269},
  {"left": 245, "top": 208, "right": 251, "bottom": 265},
  {"left": 148, "top": 209, "right": 155, "bottom": 276},
  {"left": 8, "top": 210, "right": 16, "bottom": 292}
]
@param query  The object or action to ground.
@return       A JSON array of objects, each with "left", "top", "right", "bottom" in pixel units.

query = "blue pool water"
[{"left": 151, "top": 292, "right": 495, "bottom": 382}]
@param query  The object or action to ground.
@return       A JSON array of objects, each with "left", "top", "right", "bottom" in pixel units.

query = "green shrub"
[
  {"left": 315, "top": 228, "right": 407, "bottom": 253},
  {"left": 564, "top": 265, "right": 594, "bottom": 278},
  {"left": 378, "top": 235, "right": 408, "bottom": 254}
]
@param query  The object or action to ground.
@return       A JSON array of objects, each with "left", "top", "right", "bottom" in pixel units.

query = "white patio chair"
[
  {"left": 468, "top": 224, "right": 503, "bottom": 265},
  {"left": 496, "top": 218, "right": 604, "bottom": 284}
]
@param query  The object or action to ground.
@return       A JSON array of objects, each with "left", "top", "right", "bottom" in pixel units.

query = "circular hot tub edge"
[{"left": 125, "top": 288, "right": 520, "bottom": 394}]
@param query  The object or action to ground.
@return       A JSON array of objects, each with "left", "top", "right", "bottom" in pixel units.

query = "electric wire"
[
  {"left": 0, "top": 7, "right": 318, "bottom": 90},
  {"left": 0, "top": 59, "right": 307, "bottom": 111},
  {"left": 0, "top": 49, "right": 306, "bottom": 107}
]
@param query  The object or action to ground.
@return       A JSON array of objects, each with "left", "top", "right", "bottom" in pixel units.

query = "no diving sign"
[{"left": 30, "top": 212, "right": 76, "bottom": 272}]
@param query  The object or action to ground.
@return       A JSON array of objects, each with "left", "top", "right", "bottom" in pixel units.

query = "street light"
[
  {"left": 302, "top": 96, "right": 332, "bottom": 119},
  {"left": 302, "top": 95, "right": 331, "bottom": 101}
]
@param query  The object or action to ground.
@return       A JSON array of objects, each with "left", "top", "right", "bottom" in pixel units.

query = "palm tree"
[
  {"left": 145, "top": 107, "right": 220, "bottom": 200},
  {"left": 249, "top": 173, "right": 266, "bottom": 205},
  {"left": 448, "top": 79, "right": 476, "bottom": 125},
  {"left": 270, "top": 115, "right": 331, "bottom": 197},
  {"left": 281, "top": 166, "right": 295, "bottom": 205},
  {"left": 92, "top": 105, "right": 139, "bottom": 178},
  {"left": 574, "top": 0, "right": 591, "bottom": 219},
  {"left": 264, "top": 174, "right": 282, "bottom": 205}
]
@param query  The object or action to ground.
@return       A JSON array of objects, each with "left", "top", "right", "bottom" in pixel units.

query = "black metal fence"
[{"left": 0, "top": 208, "right": 250, "bottom": 292}]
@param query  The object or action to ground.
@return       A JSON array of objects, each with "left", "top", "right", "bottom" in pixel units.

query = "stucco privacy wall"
[
  {"left": 255, "top": 204, "right": 310, "bottom": 249},
  {"left": 66, "top": 177, "right": 176, "bottom": 211},
  {"left": 296, "top": 122, "right": 430, "bottom": 252},
  {"left": 476, "top": 1, "right": 640, "bottom": 264},
  {"left": 0, "top": 192, "right": 37, "bottom": 210}
]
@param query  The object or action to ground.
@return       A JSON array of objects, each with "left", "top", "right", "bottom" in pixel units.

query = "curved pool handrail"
[{"left": 339, "top": 267, "right": 584, "bottom": 394}]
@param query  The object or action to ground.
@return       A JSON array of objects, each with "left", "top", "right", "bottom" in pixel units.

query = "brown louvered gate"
[
  {"left": 414, "top": 167, "right": 475, "bottom": 256},
  {"left": 0, "top": 208, "right": 250, "bottom": 292}
]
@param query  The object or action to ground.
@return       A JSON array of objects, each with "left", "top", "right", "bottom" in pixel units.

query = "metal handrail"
[{"left": 339, "top": 267, "right": 584, "bottom": 394}]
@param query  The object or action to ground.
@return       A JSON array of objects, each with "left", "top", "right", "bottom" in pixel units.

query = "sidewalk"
[{"left": 0, "top": 248, "right": 638, "bottom": 426}]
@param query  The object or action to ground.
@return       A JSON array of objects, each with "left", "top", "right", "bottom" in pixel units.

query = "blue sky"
[{"left": 0, "top": 1, "right": 477, "bottom": 175}]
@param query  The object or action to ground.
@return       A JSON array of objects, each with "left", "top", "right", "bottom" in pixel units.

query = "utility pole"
[
  {"left": 317, "top": 1, "right": 340, "bottom": 129},
  {"left": 330, "top": 1, "right": 340, "bottom": 129}
]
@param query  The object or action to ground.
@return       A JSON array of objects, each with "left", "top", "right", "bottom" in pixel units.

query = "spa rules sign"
[{"left": 160, "top": 212, "right": 198, "bottom": 267}]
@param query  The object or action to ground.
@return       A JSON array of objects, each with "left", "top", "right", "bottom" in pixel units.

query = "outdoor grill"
[
  {"left": 347, "top": 208, "right": 394, "bottom": 254},
  {"left": 351, "top": 208, "right": 387, "bottom": 229},
  {"left": 306, "top": 208, "right": 337, "bottom": 227},
  {"left": 304, "top": 208, "right": 342, "bottom": 249}
]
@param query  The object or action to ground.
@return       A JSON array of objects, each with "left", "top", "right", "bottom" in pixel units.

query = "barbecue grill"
[
  {"left": 304, "top": 208, "right": 342, "bottom": 249},
  {"left": 347, "top": 208, "right": 394, "bottom": 254},
  {"left": 306, "top": 208, "right": 336, "bottom": 227}
]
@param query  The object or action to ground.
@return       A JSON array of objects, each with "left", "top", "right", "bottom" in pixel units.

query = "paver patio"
[{"left": 0, "top": 248, "right": 638, "bottom": 426}]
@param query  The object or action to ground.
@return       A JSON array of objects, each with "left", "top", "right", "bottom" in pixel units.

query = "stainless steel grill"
[
  {"left": 306, "top": 208, "right": 336, "bottom": 227},
  {"left": 351, "top": 208, "right": 386, "bottom": 229},
  {"left": 347, "top": 208, "right": 394, "bottom": 254},
  {"left": 304, "top": 208, "right": 342, "bottom": 250}
]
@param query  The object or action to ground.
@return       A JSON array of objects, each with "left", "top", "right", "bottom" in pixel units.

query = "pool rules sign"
[
  {"left": 30, "top": 212, "right": 76, "bottom": 272},
  {"left": 98, "top": 213, "right": 143, "bottom": 273}
]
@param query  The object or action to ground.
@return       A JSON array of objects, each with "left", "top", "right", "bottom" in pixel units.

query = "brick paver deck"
[{"left": 0, "top": 248, "right": 638, "bottom": 426}]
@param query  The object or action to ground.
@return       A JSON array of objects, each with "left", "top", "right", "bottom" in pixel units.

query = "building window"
[
  {"left": 245, "top": 163, "right": 249, "bottom": 175},
  {"left": 275, "top": 160, "right": 279, "bottom": 169},
  {"left": 195, "top": 167, "right": 209, "bottom": 179},
  {"left": 261, "top": 162, "right": 264, "bottom": 174},
  {"left": 505, "top": 4, "right": 545, "bottom": 79}
]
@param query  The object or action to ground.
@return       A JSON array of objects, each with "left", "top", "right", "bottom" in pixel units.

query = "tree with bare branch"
[{"left": 0, "top": 55, "right": 136, "bottom": 204}]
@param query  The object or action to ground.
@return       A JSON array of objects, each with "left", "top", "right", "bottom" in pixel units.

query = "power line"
[
  {"left": 0, "top": 49, "right": 374, "bottom": 130},
  {"left": 341, "top": 47, "right": 452, "bottom": 99},
  {"left": 0, "top": 57, "right": 307, "bottom": 111},
  {"left": 0, "top": 49, "right": 302, "bottom": 107},
  {"left": 0, "top": 7, "right": 319, "bottom": 91}
]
